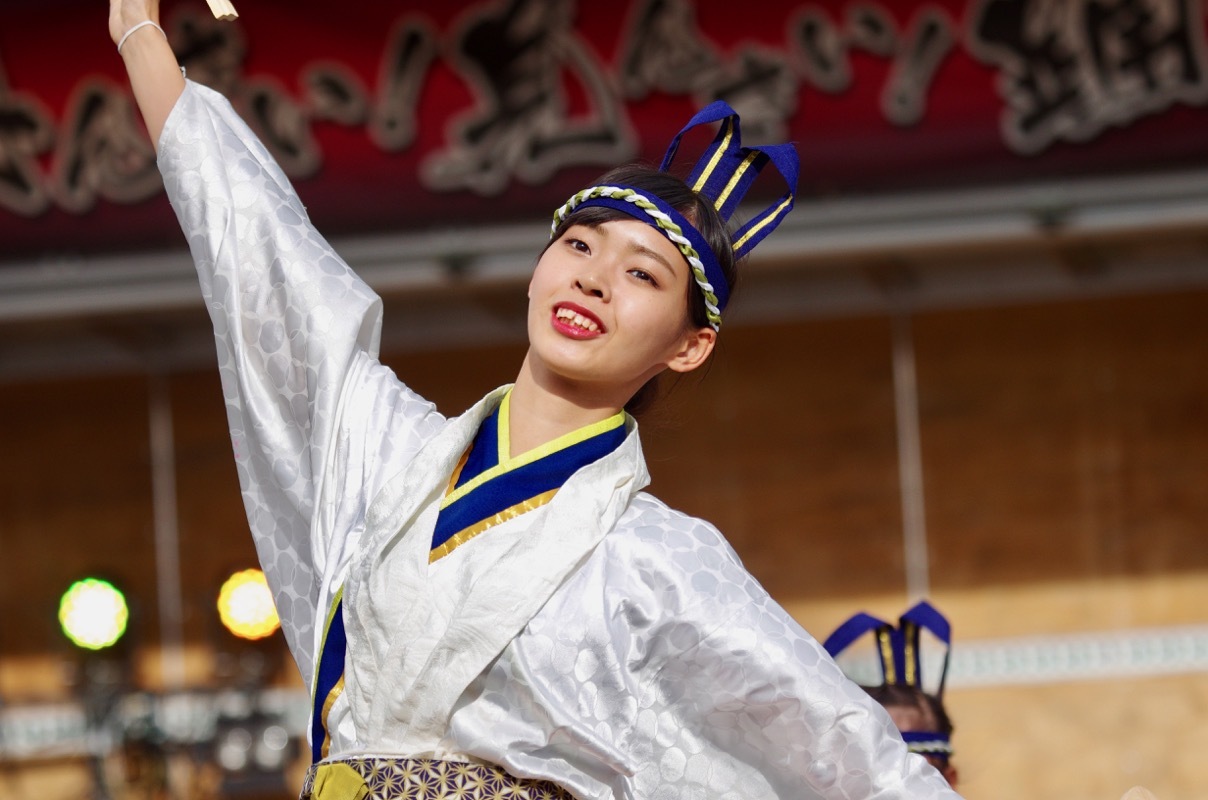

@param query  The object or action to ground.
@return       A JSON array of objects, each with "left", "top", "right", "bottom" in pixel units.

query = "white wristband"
[{"left": 117, "top": 20, "right": 167, "bottom": 54}]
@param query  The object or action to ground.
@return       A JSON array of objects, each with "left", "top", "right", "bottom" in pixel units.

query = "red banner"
[{"left": 3, "top": 0, "right": 1207, "bottom": 260}]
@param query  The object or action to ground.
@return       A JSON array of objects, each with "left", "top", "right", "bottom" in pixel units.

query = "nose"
[{"left": 575, "top": 271, "right": 609, "bottom": 300}]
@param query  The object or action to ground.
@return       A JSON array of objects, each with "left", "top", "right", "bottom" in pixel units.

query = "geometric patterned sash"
[{"left": 301, "top": 756, "right": 575, "bottom": 800}]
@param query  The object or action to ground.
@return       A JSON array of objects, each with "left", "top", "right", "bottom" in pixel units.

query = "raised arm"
[
  {"left": 108, "top": 0, "right": 391, "bottom": 688},
  {"left": 109, "top": 0, "right": 183, "bottom": 147}
]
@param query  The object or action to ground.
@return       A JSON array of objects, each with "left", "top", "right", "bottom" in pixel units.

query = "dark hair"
[
  {"left": 544, "top": 164, "right": 740, "bottom": 415},
  {"left": 863, "top": 683, "right": 955, "bottom": 738}
]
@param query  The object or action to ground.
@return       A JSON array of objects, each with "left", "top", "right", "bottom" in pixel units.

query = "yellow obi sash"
[{"left": 302, "top": 757, "right": 575, "bottom": 800}]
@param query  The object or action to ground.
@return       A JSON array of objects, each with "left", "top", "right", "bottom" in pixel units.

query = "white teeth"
[{"left": 556, "top": 307, "right": 599, "bottom": 332}]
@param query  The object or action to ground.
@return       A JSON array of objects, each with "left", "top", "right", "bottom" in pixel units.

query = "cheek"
[
  {"left": 645, "top": 292, "right": 693, "bottom": 340},
  {"left": 624, "top": 294, "right": 678, "bottom": 337},
  {"left": 632, "top": 305, "right": 695, "bottom": 360},
  {"left": 528, "top": 261, "right": 557, "bottom": 301}
]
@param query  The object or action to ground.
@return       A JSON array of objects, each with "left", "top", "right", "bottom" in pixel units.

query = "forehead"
[
  {"left": 886, "top": 703, "right": 938, "bottom": 733},
  {"left": 582, "top": 218, "right": 684, "bottom": 267}
]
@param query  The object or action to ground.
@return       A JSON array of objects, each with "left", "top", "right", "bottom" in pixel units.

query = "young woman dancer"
[{"left": 109, "top": 1, "right": 963, "bottom": 798}]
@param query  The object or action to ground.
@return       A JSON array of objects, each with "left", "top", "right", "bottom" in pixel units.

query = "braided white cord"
[
  {"left": 551, "top": 185, "right": 723, "bottom": 330},
  {"left": 906, "top": 739, "right": 954, "bottom": 755}
]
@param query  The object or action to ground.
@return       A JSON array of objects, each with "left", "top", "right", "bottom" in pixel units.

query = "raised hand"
[
  {"left": 108, "top": 0, "right": 183, "bottom": 149},
  {"left": 108, "top": 0, "right": 161, "bottom": 50}
]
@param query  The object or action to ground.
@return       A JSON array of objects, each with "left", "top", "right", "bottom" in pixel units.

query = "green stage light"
[
  {"left": 217, "top": 569, "right": 280, "bottom": 641},
  {"left": 59, "top": 578, "right": 129, "bottom": 650}
]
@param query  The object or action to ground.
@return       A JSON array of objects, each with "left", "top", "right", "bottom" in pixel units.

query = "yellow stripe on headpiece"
[
  {"left": 877, "top": 628, "right": 897, "bottom": 685},
  {"left": 732, "top": 194, "right": 794, "bottom": 253},
  {"left": 691, "top": 118, "right": 735, "bottom": 203},
  {"left": 903, "top": 620, "right": 918, "bottom": 686},
  {"left": 713, "top": 151, "right": 760, "bottom": 212}
]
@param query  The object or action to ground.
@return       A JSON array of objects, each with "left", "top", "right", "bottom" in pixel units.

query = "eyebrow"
[
  {"left": 572, "top": 221, "right": 680, "bottom": 276},
  {"left": 627, "top": 240, "right": 676, "bottom": 274},
  {"left": 602, "top": 224, "right": 678, "bottom": 276}
]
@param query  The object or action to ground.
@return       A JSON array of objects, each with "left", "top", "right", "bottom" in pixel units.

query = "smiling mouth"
[{"left": 554, "top": 306, "right": 602, "bottom": 334}]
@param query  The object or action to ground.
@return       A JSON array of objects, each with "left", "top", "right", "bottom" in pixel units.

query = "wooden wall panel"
[
  {"left": 917, "top": 291, "right": 1208, "bottom": 613},
  {"left": 0, "top": 376, "right": 157, "bottom": 662}
]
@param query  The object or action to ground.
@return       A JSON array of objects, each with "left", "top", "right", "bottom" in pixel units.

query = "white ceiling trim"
[{"left": 3, "top": 167, "right": 1208, "bottom": 324}]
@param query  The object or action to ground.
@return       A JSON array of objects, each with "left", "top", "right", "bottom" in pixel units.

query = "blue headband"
[{"left": 551, "top": 101, "right": 799, "bottom": 331}]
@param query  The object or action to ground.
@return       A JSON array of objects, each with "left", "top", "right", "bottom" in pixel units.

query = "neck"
[{"left": 507, "top": 353, "right": 628, "bottom": 457}]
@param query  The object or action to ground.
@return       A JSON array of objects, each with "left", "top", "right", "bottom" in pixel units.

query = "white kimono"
[{"left": 159, "top": 81, "right": 963, "bottom": 800}]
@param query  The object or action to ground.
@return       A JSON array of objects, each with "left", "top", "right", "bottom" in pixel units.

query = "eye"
[
  {"left": 565, "top": 237, "right": 591, "bottom": 255},
  {"left": 628, "top": 268, "right": 658, "bottom": 286}
]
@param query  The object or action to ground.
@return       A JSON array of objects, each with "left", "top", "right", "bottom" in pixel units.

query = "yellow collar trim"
[
  {"left": 442, "top": 392, "right": 625, "bottom": 508},
  {"left": 311, "top": 585, "right": 345, "bottom": 704},
  {"left": 430, "top": 489, "right": 559, "bottom": 563}
]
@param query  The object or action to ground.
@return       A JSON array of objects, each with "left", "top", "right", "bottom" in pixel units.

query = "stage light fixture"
[
  {"left": 59, "top": 578, "right": 129, "bottom": 650},
  {"left": 217, "top": 569, "right": 280, "bottom": 640}
]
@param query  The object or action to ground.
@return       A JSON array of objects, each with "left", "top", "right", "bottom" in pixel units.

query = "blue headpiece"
[
  {"left": 823, "top": 600, "right": 954, "bottom": 759},
  {"left": 551, "top": 101, "right": 799, "bottom": 331}
]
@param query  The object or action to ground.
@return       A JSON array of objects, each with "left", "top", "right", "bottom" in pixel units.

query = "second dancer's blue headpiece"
[{"left": 823, "top": 600, "right": 954, "bottom": 760}]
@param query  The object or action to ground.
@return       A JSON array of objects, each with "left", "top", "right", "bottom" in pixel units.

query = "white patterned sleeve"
[
  {"left": 157, "top": 80, "right": 384, "bottom": 685},
  {"left": 659, "top": 539, "right": 965, "bottom": 800}
]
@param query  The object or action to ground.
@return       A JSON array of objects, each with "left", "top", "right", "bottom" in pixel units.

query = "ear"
[{"left": 666, "top": 326, "right": 717, "bottom": 374}]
